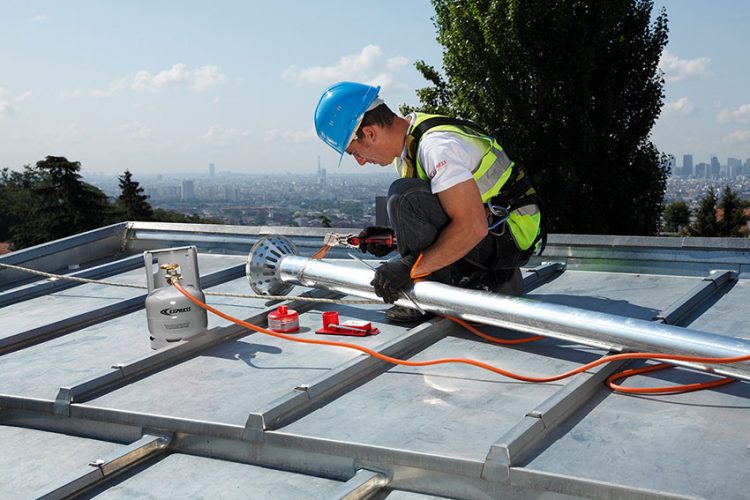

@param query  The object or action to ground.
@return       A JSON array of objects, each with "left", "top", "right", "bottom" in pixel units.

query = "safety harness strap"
[
  {"left": 406, "top": 115, "right": 547, "bottom": 256},
  {"left": 406, "top": 116, "right": 489, "bottom": 166}
]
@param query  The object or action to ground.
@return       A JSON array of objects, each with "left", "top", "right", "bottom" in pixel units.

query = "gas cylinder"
[{"left": 144, "top": 247, "right": 208, "bottom": 349}]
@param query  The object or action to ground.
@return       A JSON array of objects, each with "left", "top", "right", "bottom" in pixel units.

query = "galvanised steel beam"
[
  {"left": 243, "top": 264, "right": 563, "bottom": 439},
  {"left": 655, "top": 269, "right": 737, "bottom": 325},
  {"left": 330, "top": 469, "right": 390, "bottom": 500},
  {"left": 521, "top": 262, "right": 566, "bottom": 292},
  {"left": 34, "top": 433, "right": 171, "bottom": 500},
  {"left": 274, "top": 256, "right": 750, "bottom": 381},
  {"left": 482, "top": 269, "right": 740, "bottom": 482},
  {"left": 508, "top": 468, "right": 687, "bottom": 500},
  {"left": 243, "top": 318, "right": 454, "bottom": 441},
  {"left": 0, "top": 223, "right": 129, "bottom": 289},
  {"left": 0, "top": 401, "right": 683, "bottom": 500},
  {"left": 0, "top": 264, "right": 245, "bottom": 355},
  {"left": 54, "top": 288, "right": 340, "bottom": 413},
  {"left": 0, "top": 255, "right": 144, "bottom": 308}
]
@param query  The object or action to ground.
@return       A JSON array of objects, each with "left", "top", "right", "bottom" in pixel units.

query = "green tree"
[
  {"left": 317, "top": 213, "right": 332, "bottom": 228},
  {"left": 409, "top": 0, "right": 669, "bottom": 235},
  {"left": 717, "top": 186, "right": 747, "bottom": 237},
  {"left": 116, "top": 169, "right": 154, "bottom": 221},
  {"left": 12, "top": 157, "right": 109, "bottom": 248},
  {"left": 691, "top": 187, "right": 719, "bottom": 237},
  {"left": 662, "top": 201, "right": 690, "bottom": 233},
  {"left": 0, "top": 166, "right": 42, "bottom": 243}
]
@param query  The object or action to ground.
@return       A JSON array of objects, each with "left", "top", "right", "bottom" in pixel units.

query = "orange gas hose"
[
  {"left": 173, "top": 282, "right": 748, "bottom": 394},
  {"left": 606, "top": 363, "right": 736, "bottom": 394}
]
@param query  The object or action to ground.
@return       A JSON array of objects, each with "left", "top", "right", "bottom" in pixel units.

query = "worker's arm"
[{"left": 410, "top": 179, "right": 488, "bottom": 277}]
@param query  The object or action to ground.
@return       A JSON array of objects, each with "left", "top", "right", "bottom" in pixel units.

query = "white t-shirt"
[{"left": 400, "top": 114, "right": 486, "bottom": 194}]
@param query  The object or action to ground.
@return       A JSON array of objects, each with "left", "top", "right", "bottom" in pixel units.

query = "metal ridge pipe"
[{"left": 276, "top": 255, "right": 750, "bottom": 381}]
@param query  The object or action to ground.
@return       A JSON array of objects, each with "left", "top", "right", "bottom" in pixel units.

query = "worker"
[{"left": 314, "top": 82, "right": 544, "bottom": 322}]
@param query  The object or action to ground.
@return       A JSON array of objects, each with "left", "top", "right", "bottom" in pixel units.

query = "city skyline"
[{"left": 2, "top": 1, "right": 750, "bottom": 174}]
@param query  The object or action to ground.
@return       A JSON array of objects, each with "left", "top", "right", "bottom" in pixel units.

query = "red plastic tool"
[
  {"left": 316, "top": 311, "right": 379, "bottom": 337},
  {"left": 345, "top": 234, "right": 395, "bottom": 248}
]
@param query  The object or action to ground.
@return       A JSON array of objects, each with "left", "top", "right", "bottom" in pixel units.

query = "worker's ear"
[{"left": 360, "top": 124, "right": 377, "bottom": 143}]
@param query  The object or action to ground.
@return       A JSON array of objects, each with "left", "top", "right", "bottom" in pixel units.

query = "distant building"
[
  {"left": 682, "top": 154, "right": 693, "bottom": 178},
  {"left": 317, "top": 157, "right": 327, "bottom": 188},
  {"left": 728, "top": 157, "right": 743, "bottom": 178},
  {"left": 181, "top": 180, "right": 195, "bottom": 201},
  {"left": 695, "top": 162, "right": 708, "bottom": 178},
  {"left": 666, "top": 155, "right": 676, "bottom": 176},
  {"left": 209, "top": 163, "right": 216, "bottom": 179},
  {"left": 710, "top": 156, "right": 721, "bottom": 179},
  {"left": 224, "top": 185, "right": 239, "bottom": 202}
]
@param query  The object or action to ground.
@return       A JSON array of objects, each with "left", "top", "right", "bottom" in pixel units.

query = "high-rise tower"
[{"left": 682, "top": 154, "right": 693, "bottom": 178}]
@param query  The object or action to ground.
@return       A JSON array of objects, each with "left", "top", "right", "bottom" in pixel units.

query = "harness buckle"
[{"left": 487, "top": 199, "right": 510, "bottom": 235}]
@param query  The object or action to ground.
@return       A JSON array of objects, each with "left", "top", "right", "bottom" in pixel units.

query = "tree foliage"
[
  {"left": 116, "top": 169, "right": 154, "bottom": 221},
  {"left": 9, "top": 157, "right": 110, "bottom": 248},
  {"left": 0, "top": 158, "right": 218, "bottom": 251},
  {"left": 662, "top": 201, "right": 690, "bottom": 233},
  {"left": 688, "top": 186, "right": 748, "bottom": 237},
  {"left": 691, "top": 187, "right": 719, "bottom": 237},
  {"left": 717, "top": 186, "right": 747, "bottom": 237},
  {"left": 717, "top": 186, "right": 747, "bottom": 236},
  {"left": 0, "top": 167, "right": 41, "bottom": 241},
  {"left": 408, "top": 0, "right": 669, "bottom": 235}
]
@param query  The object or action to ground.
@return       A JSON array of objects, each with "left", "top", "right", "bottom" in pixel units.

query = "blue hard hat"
[{"left": 314, "top": 82, "right": 381, "bottom": 158}]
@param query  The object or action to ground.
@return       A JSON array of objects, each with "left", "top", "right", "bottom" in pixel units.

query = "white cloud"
[
  {"left": 60, "top": 90, "right": 83, "bottom": 100},
  {"left": 0, "top": 88, "right": 33, "bottom": 117},
  {"left": 717, "top": 104, "right": 750, "bottom": 124},
  {"left": 32, "top": 15, "right": 48, "bottom": 22},
  {"left": 659, "top": 50, "right": 711, "bottom": 83},
  {"left": 118, "top": 122, "right": 153, "bottom": 140},
  {"left": 281, "top": 45, "right": 411, "bottom": 91},
  {"left": 15, "top": 90, "right": 32, "bottom": 102},
  {"left": 91, "top": 79, "right": 127, "bottom": 98},
  {"left": 265, "top": 127, "right": 317, "bottom": 144},
  {"left": 663, "top": 97, "right": 695, "bottom": 116},
  {"left": 200, "top": 125, "right": 251, "bottom": 147},
  {"left": 131, "top": 64, "right": 226, "bottom": 92},
  {"left": 723, "top": 129, "right": 750, "bottom": 145}
]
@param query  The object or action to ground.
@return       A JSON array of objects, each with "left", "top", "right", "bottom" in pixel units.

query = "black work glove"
[
  {"left": 358, "top": 225, "right": 396, "bottom": 257},
  {"left": 371, "top": 255, "right": 416, "bottom": 304}
]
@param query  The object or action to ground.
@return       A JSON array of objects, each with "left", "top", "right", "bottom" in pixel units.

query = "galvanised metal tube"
[{"left": 277, "top": 256, "right": 750, "bottom": 381}]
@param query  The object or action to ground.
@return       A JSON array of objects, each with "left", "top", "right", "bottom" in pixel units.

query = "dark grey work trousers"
[{"left": 386, "top": 178, "right": 529, "bottom": 286}]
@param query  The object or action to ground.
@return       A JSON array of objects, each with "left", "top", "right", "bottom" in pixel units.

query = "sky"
[{"left": 1, "top": 1, "right": 749, "bottom": 176}]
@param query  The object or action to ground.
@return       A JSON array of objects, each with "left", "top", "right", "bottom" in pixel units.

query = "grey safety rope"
[{"left": 0, "top": 262, "right": 381, "bottom": 305}]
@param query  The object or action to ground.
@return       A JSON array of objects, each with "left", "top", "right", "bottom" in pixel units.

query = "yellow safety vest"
[{"left": 398, "top": 113, "right": 542, "bottom": 251}]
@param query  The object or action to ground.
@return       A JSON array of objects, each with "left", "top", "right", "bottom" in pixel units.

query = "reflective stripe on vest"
[{"left": 403, "top": 113, "right": 540, "bottom": 250}]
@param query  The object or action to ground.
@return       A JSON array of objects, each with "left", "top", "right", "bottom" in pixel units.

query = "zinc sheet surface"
[{"left": 1, "top": 228, "right": 749, "bottom": 499}]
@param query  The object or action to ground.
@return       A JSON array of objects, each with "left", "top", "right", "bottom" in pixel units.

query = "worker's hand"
[
  {"left": 371, "top": 256, "right": 415, "bottom": 304},
  {"left": 358, "top": 225, "right": 396, "bottom": 257}
]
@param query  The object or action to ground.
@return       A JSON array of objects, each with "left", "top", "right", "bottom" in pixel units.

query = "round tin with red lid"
[{"left": 267, "top": 305, "right": 299, "bottom": 333}]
